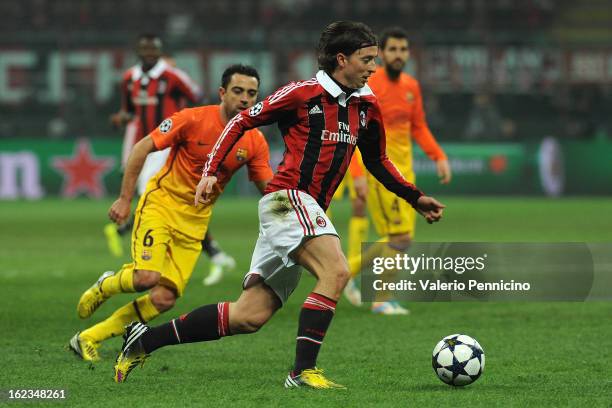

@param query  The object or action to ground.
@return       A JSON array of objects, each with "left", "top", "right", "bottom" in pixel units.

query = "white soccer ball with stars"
[{"left": 432, "top": 334, "right": 485, "bottom": 386}]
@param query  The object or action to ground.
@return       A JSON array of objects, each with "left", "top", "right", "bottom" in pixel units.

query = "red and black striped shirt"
[
  {"left": 121, "top": 59, "right": 201, "bottom": 144},
  {"left": 204, "top": 70, "right": 423, "bottom": 210}
]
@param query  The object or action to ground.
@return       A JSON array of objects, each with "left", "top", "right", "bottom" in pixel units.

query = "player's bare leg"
[
  {"left": 293, "top": 235, "right": 349, "bottom": 300},
  {"left": 371, "top": 233, "right": 411, "bottom": 315},
  {"left": 344, "top": 195, "right": 368, "bottom": 307}
]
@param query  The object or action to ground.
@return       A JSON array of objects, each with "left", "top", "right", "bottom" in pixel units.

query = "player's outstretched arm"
[
  {"left": 108, "top": 136, "right": 155, "bottom": 224},
  {"left": 410, "top": 80, "right": 452, "bottom": 185},
  {"left": 109, "top": 111, "right": 133, "bottom": 128},
  {"left": 415, "top": 196, "right": 445, "bottom": 224}
]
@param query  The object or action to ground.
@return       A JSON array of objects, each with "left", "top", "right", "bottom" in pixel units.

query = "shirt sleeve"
[
  {"left": 357, "top": 100, "right": 424, "bottom": 208},
  {"left": 202, "top": 81, "right": 303, "bottom": 177},
  {"left": 410, "top": 81, "right": 447, "bottom": 162},
  {"left": 171, "top": 68, "right": 202, "bottom": 104},
  {"left": 149, "top": 109, "right": 191, "bottom": 150},
  {"left": 246, "top": 130, "right": 274, "bottom": 182}
]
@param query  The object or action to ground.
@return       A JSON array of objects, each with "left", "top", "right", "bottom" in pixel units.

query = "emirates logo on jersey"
[
  {"left": 320, "top": 122, "right": 357, "bottom": 145},
  {"left": 132, "top": 94, "right": 159, "bottom": 106}
]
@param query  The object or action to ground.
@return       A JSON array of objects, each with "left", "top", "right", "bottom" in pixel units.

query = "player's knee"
[
  {"left": 133, "top": 269, "right": 161, "bottom": 290},
  {"left": 323, "top": 266, "right": 350, "bottom": 296},
  {"left": 336, "top": 267, "right": 350, "bottom": 291},
  {"left": 149, "top": 287, "right": 176, "bottom": 312},
  {"left": 230, "top": 303, "right": 271, "bottom": 334},
  {"left": 232, "top": 312, "right": 268, "bottom": 334},
  {"left": 237, "top": 317, "right": 265, "bottom": 333},
  {"left": 389, "top": 234, "right": 412, "bottom": 251},
  {"left": 352, "top": 199, "right": 367, "bottom": 216}
]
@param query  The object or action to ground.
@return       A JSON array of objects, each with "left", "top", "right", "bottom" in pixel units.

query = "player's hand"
[
  {"left": 415, "top": 196, "right": 445, "bottom": 224},
  {"left": 195, "top": 176, "right": 218, "bottom": 206},
  {"left": 108, "top": 197, "right": 131, "bottom": 225},
  {"left": 353, "top": 176, "right": 368, "bottom": 201},
  {"left": 110, "top": 112, "right": 130, "bottom": 128},
  {"left": 436, "top": 160, "right": 452, "bottom": 184}
]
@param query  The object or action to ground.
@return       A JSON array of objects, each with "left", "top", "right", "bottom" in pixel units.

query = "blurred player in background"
[
  {"left": 69, "top": 65, "right": 273, "bottom": 361},
  {"left": 329, "top": 150, "right": 369, "bottom": 273},
  {"left": 113, "top": 21, "right": 444, "bottom": 389},
  {"left": 107, "top": 33, "right": 236, "bottom": 285},
  {"left": 343, "top": 27, "right": 452, "bottom": 314}
]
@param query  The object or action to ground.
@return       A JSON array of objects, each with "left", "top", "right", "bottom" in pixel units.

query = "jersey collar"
[
  {"left": 131, "top": 59, "right": 168, "bottom": 81},
  {"left": 316, "top": 70, "right": 373, "bottom": 107}
]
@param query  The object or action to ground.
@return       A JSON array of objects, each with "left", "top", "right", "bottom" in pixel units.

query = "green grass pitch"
[{"left": 1, "top": 196, "right": 611, "bottom": 407}]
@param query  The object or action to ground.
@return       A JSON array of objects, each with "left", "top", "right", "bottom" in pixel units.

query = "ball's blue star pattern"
[{"left": 433, "top": 335, "right": 484, "bottom": 386}]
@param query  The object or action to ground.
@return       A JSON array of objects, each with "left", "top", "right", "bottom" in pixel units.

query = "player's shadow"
[{"left": 405, "top": 383, "right": 519, "bottom": 393}]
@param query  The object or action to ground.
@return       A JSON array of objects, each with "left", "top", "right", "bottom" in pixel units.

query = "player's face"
[
  {"left": 137, "top": 38, "right": 162, "bottom": 69},
  {"left": 381, "top": 37, "right": 410, "bottom": 72},
  {"left": 219, "top": 74, "right": 259, "bottom": 117},
  {"left": 338, "top": 45, "right": 378, "bottom": 89}
]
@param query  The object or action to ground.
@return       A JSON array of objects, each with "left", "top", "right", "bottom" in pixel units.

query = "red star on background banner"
[{"left": 52, "top": 139, "right": 115, "bottom": 198}]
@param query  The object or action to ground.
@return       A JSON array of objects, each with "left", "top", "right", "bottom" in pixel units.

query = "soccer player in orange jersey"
[
  {"left": 68, "top": 65, "right": 273, "bottom": 361},
  {"left": 344, "top": 27, "right": 452, "bottom": 314},
  {"left": 105, "top": 35, "right": 235, "bottom": 288}
]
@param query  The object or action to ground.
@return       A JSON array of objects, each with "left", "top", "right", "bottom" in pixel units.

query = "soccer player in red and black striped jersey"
[
  {"left": 114, "top": 21, "right": 445, "bottom": 389},
  {"left": 107, "top": 34, "right": 201, "bottom": 242},
  {"left": 110, "top": 34, "right": 201, "bottom": 150}
]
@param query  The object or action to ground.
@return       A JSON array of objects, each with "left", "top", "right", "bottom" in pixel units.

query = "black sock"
[
  {"left": 141, "top": 302, "right": 231, "bottom": 353},
  {"left": 293, "top": 293, "right": 337, "bottom": 375},
  {"left": 201, "top": 231, "right": 222, "bottom": 258},
  {"left": 117, "top": 214, "right": 134, "bottom": 236}
]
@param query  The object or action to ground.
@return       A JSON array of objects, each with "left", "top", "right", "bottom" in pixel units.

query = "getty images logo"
[{"left": 321, "top": 122, "right": 357, "bottom": 145}]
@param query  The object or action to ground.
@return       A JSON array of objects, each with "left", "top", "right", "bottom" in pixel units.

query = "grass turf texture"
[{"left": 1, "top": 197, "right": 611, "bottom": 407}]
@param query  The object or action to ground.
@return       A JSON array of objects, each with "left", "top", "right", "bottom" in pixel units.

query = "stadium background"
[
  {"left": 1, "top": 1, "right": 611, "bottom": 406},
  {"left": 1, "top": 0, "right": 611, "bottom": 199}
]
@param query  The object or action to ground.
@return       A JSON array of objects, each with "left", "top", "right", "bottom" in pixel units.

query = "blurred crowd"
[
  {"left": 2, "top": 0, "right": 610, "bottom": 142},
  {"left": 3, "top": 0, "right": 558, "bottom": 41}
]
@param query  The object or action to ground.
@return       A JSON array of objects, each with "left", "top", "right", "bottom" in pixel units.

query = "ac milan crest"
[{"left": 315, "top": 215, "right": 327, "bottom": 227}]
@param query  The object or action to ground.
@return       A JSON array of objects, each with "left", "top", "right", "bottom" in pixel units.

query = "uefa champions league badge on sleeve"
[
  {"left": 249, "top": 102, "right": 264, "bottom": 117},
  {"left": 159, "top": 118, "right": 172, "bottom": 133}
]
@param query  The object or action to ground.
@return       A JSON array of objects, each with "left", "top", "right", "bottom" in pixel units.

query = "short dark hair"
[
  {"left": 137, "top": 33, "right": 162, "bottom": 48},
  {"left": 221, "top": 64, "right": 260, "bottom": 89},
  {"left": 317, "top": 21, "right": 377, "bottom": 73},
  {"left": 379, "top": 27, "right": 409, "bottom": 50}
]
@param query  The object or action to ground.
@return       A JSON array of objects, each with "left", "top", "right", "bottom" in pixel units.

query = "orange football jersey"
[
  {"left": 368, "top": 66, "right": 446, "bottom": 171},
  {"left": 145, "top": 105, "right": 273, "bottom": 238}
]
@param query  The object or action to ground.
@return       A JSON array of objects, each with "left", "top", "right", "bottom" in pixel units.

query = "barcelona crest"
[{"left": 236, "top": 148, "right": 248, "bottom": 161}]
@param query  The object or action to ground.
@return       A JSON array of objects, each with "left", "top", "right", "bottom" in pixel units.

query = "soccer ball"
[{"left": 432, "top": 334, "right": 485, "bottom": 386}]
